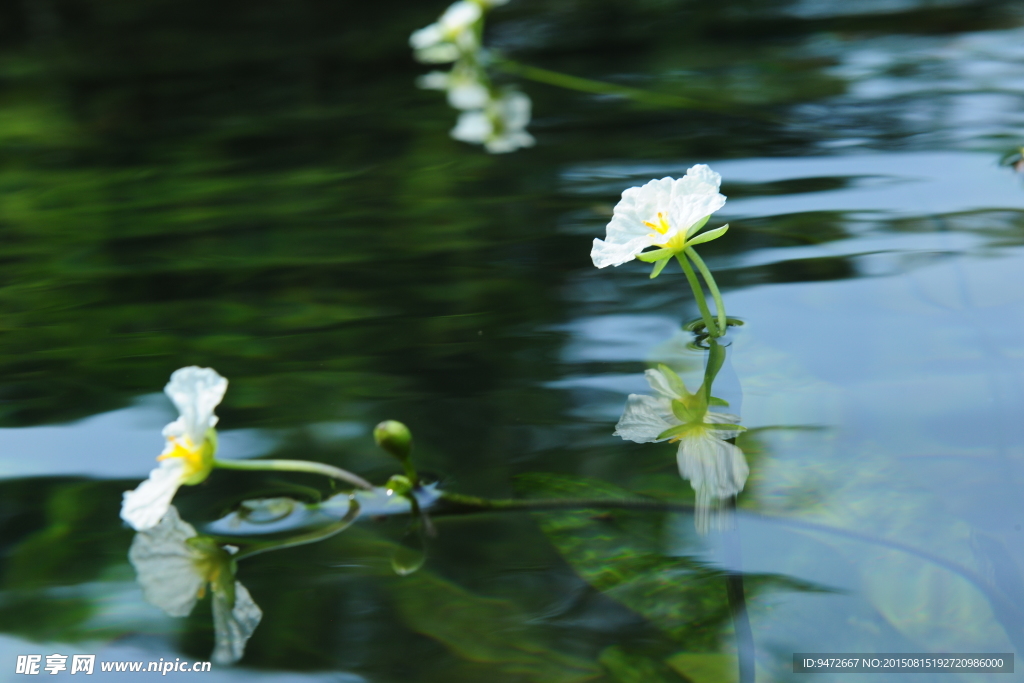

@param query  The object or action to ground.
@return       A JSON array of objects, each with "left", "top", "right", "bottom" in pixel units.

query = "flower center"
[
  {"left": 643, "top": 212, "right": 671, "bottom": 236},
  {"left": 157, "top": 436, "right": 205, "bottom": 477},
  {"left": 643, "top": 212, "right": 686, "bottom": 250}
]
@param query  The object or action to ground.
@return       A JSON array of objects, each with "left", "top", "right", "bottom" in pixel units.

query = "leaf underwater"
[{"left": 514, "top": 473, "right": 832, "bottom": 650}]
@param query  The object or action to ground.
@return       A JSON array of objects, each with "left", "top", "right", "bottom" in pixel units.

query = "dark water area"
[{"left": 1, "top": 0, "right": 1024, "bottom": 680}]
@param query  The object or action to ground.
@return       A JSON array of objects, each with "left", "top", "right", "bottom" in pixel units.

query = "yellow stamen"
[
  {"left": 643, "top": 212, "right": 672, "bottom": 235},
  {"left": 157, "top": 437, "right": 205, "bottom": 476}
]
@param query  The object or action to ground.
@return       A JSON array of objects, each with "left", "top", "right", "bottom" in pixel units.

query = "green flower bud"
[
  {"left": 385, "top": 474, "right": 413, "bottom": 497},
  {"left": 374, "top": 420, "right": 413, "bottom": 462}
]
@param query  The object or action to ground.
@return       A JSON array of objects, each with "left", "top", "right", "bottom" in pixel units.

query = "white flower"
[
  {"left": 591, "top": 165, "right": 729, "bottom": 269},
  {"left": 129, "top": 506, "right": 262, "bottom": 665},
  {"left": 451, "top": 89, "right": 534, "bottom": 154},
  {"left": 416, "top": 64, "right": 491, "bottom": 110},
  {"left": 409, "top": 1, "right": 482, "bottom": 64},
  {"left": 121, "top": 367, "right": 228, "bottom": 531},
  {"left": 614, "top": 366, "right": 748, "bottom": 534}
]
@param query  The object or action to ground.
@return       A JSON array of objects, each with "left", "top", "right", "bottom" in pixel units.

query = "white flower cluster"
[{"left": 411, "top": 0, "right": 534, "bottom": 154}]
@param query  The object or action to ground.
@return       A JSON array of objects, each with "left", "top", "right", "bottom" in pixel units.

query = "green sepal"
[
  {"left": 637, "top": 248, "right": 675, "bottom": 263},
  {"left": 656, "top": 423, "right": 695, "bottom": 441},
  {"left": 709, "top": 396, "right": 729, "bottom": 406},
  {"left": 686, "top": 224, "right": 729, "bottom": 246},
  {"left": 649, "top": 258, "right": 671, "bottom": 279},
  {"left": 670, "top": 400, "right": 696, "bottom": 424},
  {"left": 685, "top": 215, "right": 710, "bottom": 238},
  {"left": 656, "top": 364, "right": 690, "bottom": 398}
]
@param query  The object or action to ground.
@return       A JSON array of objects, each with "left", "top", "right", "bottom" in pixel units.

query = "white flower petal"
[
  {"left": 590, "top": 234, "right": 658, "bottom": 268},
  {"left": 128, "top": 506, "right": 205, "bottom": 617},
  {"left": 439, "top": 1, "right": 482, "bottom": 32},
  {"left": 613, "top": 394, "right": 676, "bottom": 443},
  {"left": 676, "top": 431, "right": 748, "bottom": 499},
  {"left": 593, "top": 168, "right": 727, "bottom": 268},
  {"left": 416, "top": 71, "right": 450, "bottom": 91},
  {"left": 669, "top": 165, "right": 726, "bottom": 236},
  {"left": 644, "top": 368, "right": 685, "bottom": 400},
  {"left": 409, "top": 24, "right": 443, "bottom": 50},
  {"left": 120, "top": 458, "right": 188, "bottom": 531},
  {"left": 451, "top": 111, "right": 492, "bottom": 143},
  {"left": 415, "top": 43, "right": 461, "bottom": 63},
  {"left": 496, "top": 90, "right": 531, "bottom": 128},
  {"left": 484, "top": 130, "right": 534, "bottom": 154},
  {"left": 212, "top": 582, "right": 263, "bottom": 665},
  {"left": 703, "top": 410, "right": 743, "bottom": 440},
  {"left": 448, "top": 82, "right": 490, "bottom": 110},
  {"left": 164, "top": 366, "right": 227, "bottom": 446}
]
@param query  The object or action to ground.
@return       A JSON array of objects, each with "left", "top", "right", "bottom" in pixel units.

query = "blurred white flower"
[
  {"left": 451, "top": 89, "right": 534, "bottom": 154},
  {"left": 410, "top": 1, "right": 482, "bottom": 64},
  {"left": 416, "top": 65, "right": 491, "bottom": 110},
  {"left": 129, "top": 506, "right": 262, "bottom": 665},
  {"left": 591, "top": 165, "right": 729, "bottom": 270},
  {"left": 614, "top": 366, "right": 747, "bottom": 534},
  {"left": 121, "top": 367, "right": 227, "bottom": 531}
]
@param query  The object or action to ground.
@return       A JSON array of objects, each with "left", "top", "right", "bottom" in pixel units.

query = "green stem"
[
  {"left": 675, "top": 254, "right": 719, "bottom": 337},
  {"left": 213, "top": 458, "right": 374, "bottom": 491},
  {"left": 685, "top": 247, "right": 727, "bottom": 336},
  {"left": 230, "top": 498, "right": 361, "bottom": 560},
  {"left": 438, "top": 490, "right": 680, "bottom": 513},
  {"left": 494, "top": 58, "right": 706, "bottom": 110}
]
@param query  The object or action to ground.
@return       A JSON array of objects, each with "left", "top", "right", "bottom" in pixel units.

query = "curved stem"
[
  {"left": 685, "top": 247, "right": 727, "bottom": 336},
  {"left": 675, "top": 254, "right": 719, "bottom": 337},
  {"left": 493, "top": 58, "right": 705, "bottom": 110},
  {"left": 230, "top": 498, "right": 362, "bottom": 560},
  {"left": 213, "top": 458, "right": 374, "bottom": 490}
]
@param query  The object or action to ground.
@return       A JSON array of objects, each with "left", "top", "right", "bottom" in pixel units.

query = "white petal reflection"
[
  {"left": 128, "top": 505, "right": 263, "bottom": 664},
  {"left": 212, "top": 582, "right": 264, "bottom": 665},
  {"left": 613, "top": 367, "right": 748, "bottom": 534},
  {"left": 128, "top": 506, "right": 205, "bottom": 617}
]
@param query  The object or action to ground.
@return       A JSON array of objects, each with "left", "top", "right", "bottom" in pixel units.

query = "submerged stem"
[
  {"left": 213, "top": 458, "right": 374, "bottom": 490},
  {"left": 685, "top": 247, "right": 726, "bottom": 336},
  {"left": 725, "top": 572, "right": 756, "bottom": 683},
  {"left": 676, "top": 254, "right": 719, "bottom": 337}
]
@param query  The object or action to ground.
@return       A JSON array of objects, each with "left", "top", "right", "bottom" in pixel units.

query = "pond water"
[{"left": 1, "top": 0, "right": 1023, "bottom": 680}]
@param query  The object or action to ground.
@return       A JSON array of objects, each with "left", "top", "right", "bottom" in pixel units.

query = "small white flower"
[
  {"left": 121, "top": 367, "right": 228, "bottom": 531},
  {"left": 129, "top": 506, "right": 262, "bottom": 665},
  {"left": 451, "top": 89, "right": 534, "bottom": 154},
  {"left": 409, "top": 1, "right": 482, "bottom": 64},
  {"left": 416, "top": 64, "right": 491, "bottom": 110},
  {"left": 614, "top": 366, "right": 748, "bottom": 534},
  {"left": 591, "top": 165, "right": 728, "bottom": 270}
]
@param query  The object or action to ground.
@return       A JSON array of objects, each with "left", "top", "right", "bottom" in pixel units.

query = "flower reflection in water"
[
  {"left": 614, "top": 358, "right": 748, "bottom": 534},
  {"left": 129, "top": 506, "right": 262, "bottom": 664}
]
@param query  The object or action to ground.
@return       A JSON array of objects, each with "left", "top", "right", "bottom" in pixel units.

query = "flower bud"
[
  {"left": 374, "top": 420, "right": 413, "bottom": 462},
  {"left": 385, "top": 474, "right": 413, "bottom": 497}
]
